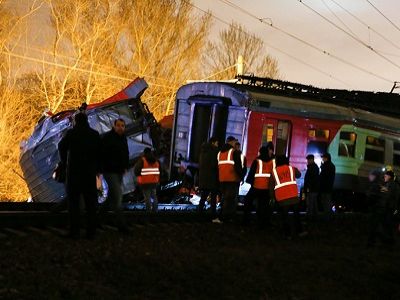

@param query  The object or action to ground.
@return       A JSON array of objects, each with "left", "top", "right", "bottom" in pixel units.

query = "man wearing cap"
[
  {"left": 304, "top": 154, "right": 320, "bottom": 220},
  {"left": 213, "top": 136, "right": 247, "bottom": 223},
  {"left": 319, "top": 153, "right": 336, "bottom": 218}
]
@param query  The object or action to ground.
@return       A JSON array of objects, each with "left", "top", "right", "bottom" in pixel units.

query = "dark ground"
[{"left": 0, "top": 215, "right": 399, "bottom": 300}]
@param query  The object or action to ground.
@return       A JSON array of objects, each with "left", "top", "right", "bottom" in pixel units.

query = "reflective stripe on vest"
[
  {"left": 272, "top": 165, "right": 298, "bottom": 201},
  {"left": 218, "top": 149, "right": 240, "bottom": 182},
  {"left": 253, "top": 159, "right": 271, "bottom": 190},
  {"left": 137, "top": 158, "right": 160, "bottom": 185}
]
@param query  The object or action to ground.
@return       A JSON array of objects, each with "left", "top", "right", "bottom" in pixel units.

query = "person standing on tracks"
[
  {"left": 304, "top": 154, "right": 320, "bottom": 220},
  {"left": 319, "top": 153, "right": 336, "bottom": 219},
  {"left": 366, "top": 168, "right": 384, "bottom": 247},
  {"left": 198, "top": 137, "right": 219, "bottom": 216},
  {"left": 270, "top": 155, "right": 306, "bottom": 239},
  {"left": 58, "top": 112, "right": 101, "bottom": 239},
  {"left": 101, "top": 118, "right": 130, "bottom": 233},
  {"left": 243, "top": 143, "right": 275, "bottom": 228},
  {"left": 134, "top": 147, "right": 161, "bottom": 212},
  {"left": 378, "top": 170, "right": 399, "bottom": 246},
  {"left": 213, "top": 136, "right": 247, "bottom": 223}
]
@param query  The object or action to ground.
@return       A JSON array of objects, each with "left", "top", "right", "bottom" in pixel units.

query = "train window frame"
[
  {"left": 261, "top": 123, "right": 274, "bottom": 145},
  {"left": 308, "top": 129, "right": 330, "bottom": 140},
  {"left": 365, "top": 136, "right": 385, "bottom": 164},
  {"left": 338, "top": 131, "right": 357, "bottom": 158},
  {"left": 276, "top": 120, "right": 291, "bottom": 156},
  {"left": 393, "top": 141, "right": 400, "bottom": 166}
]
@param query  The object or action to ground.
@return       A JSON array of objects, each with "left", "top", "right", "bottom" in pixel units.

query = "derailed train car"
[
  {"left": 20, "top": 78, "right": 160, "bottom": 203},
  {"left": 170, "top": 76, "right": 400, "bottom": 209}
]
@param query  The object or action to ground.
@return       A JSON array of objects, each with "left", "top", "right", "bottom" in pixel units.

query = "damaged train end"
[{"left": 19, "top": 78, "right": 161, "bottom": 203}]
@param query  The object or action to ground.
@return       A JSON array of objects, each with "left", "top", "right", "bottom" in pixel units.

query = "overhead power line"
[
  {"left": 329, "top": 0, "right": 400, "bottom": 52},
  {"left": 298, "top": 0, "right": 400, "bottom": 71},
  {"left": 187, "top": 1, "right": 350, "bottom": 86},
  {"left": 321, "top": 0, "right": 359, "bottom": 39},
  {"left": 215, "top": 0, "right": 393, "bottom": 84},
  {"left": 9, "top": 43, "right": 175, "bottom": 85},
  {"left": 1, "top": 50, "right": 175, "bottom": 90},
  {"left": 364, "top": 0, "right": 400, "bottom": 34}
]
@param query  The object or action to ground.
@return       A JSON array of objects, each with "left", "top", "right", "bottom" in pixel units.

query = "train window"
[
  {"left": 393, "top": 142, "right": 400, "bottom": 166},
  {"left": 309, "top": 129, "right": 329, "bottom": 139},
  {"left": 261, "top": 124, "right": 274, "bottom": 144},
  {"left": 365, "top": 136, "right": 385, "bottom": 163},
  {"left": 338, "top": 131, "right": 356, "bottom": 157},
  {"left": 276, "top": 121, "right": 291, "bottom": 156}
]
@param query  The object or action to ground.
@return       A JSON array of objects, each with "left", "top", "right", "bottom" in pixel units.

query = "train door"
[
  {"left": 260, "top": 119, "right": 292, "bottom": 157},
  {"left": 188, "top": 103, "right": 228, "bottom": 163}
]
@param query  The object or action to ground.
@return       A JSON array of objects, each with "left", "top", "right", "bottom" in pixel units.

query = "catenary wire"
[
  {"left": 364, "top": 0, "right": 400, "bottom": 34},
  {"left": 9, "top": 43, "right": 176, "bottom": 85},
  {"left": 1, "top": 50, "right": 175, "bottom": 90},
  {"left": 298, "top": 0, "right": 400, "bottom": 71},
  {"left": 187, "top": 1, "right": 351, "bottom": 87},
  {"left": 321, "top": 0, "right": 359, "bottom": 39},
  {"left": 215, "top": 0, "right": 393, "bottom": 83},
  {"left": 329, "top": 0, "right": 400, "bottom": 52}
]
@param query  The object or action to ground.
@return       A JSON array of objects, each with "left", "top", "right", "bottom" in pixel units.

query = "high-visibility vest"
[
  {"left": 218, "top": 149, "right": 240, "bottom": 182},
  {"left": 253, "top": 159, "right": 275, "bottom": 190},
  {"left": 137, "top": 157, "right": 160, "bottom": 185},
  {"left": 272, "top": 165, "right": 298, "bottom": 202}
]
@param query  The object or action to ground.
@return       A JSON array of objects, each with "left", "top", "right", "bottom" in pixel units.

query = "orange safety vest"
[
  {"left": 137, "top": 157, "right": 160, "bottom": 185},
  {"left": 253, "top": 159, "right": 275, "bottom": 190},
  {"left": 272, "top": 165, "right": 298, "bottom": 202},
  {"left": 218, "top": 149, "right": 240, "bottom": 182}
]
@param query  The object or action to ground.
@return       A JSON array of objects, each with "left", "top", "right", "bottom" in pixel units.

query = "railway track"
[
  {"left": 0, "top": 202, "right": 201, "bottom": 226},
  {"left": 0, "top": 219, "right": 208, "bottom": 240}
]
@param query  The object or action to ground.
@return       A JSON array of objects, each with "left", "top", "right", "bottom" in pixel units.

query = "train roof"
[
  {"left": 176, "top": 76, "right": 400, "bottom": 135},
  {"left": 233, "top": 75, "right": 400, "bottom": 118}
]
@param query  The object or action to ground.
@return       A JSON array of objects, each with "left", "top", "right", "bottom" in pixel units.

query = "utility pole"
[
  {"left": 390, "top": 81, "right": 400, "bottom": 93},
  {"left": 236, "top": 55, "right": 244, "bottom": 76}
]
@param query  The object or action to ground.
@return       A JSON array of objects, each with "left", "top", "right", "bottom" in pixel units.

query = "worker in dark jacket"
[
  {"left": 319, "top": 153, "right": 336, "bottom": 218},
  {"left": 101, "top": 118, "right": 130, "bottom": 232},
  {"left": 58, "top": 112, "right": 101, "bottom": 239},
  {"left": 378, "top": 170, "right": 399, "bottom": 246},
  {"left": 198, "top": 137, "right": 219, "bottom": 215},
  {"left": 243, "top": 143, "right": 275, "bottom": 227},
  {"left": 213, "top": 136, "right": 247, "bottom": 223},
  {"left": 134, "top": 148, "right": 161, "bottom": 212},
  {"left": 304, "top": 154, "right": 320, "bottom": 219},
  {"left": 366, "top": 168, "right": 383, "bottom": 247}
]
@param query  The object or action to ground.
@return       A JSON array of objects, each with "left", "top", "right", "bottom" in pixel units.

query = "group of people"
[
  {"left": 198, "top": 135, "right": 315, "bottom": 238},
  {"left": 304, "top": 153, "right": 336, "bottom": 219},
  {"left": 59, "top": 113, "right": 399, "bottom": 243},
  {"left": 58, "top": 112, "right": 161, "bottom": 239}
]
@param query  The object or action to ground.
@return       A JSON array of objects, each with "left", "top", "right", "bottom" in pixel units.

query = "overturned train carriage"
[
  {"left": 20, "top": 78, "right": 159, "bottom": 203},
  {"left": 170, "top": 76, "right": 400, "bottom": 208}
]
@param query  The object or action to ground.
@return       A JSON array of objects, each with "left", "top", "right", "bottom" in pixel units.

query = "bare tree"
[
  {"left": 0, "top": 0, "right": 212, "bottom": 200},
  {"left": 116, "top": 0, "right": 212, "bottom": 117},
  {"left": 204, "top": 22, "right": 279, "bottom": 80},
  {"left": 0, "top": 0, "right": 45, "bottom": 200}
]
